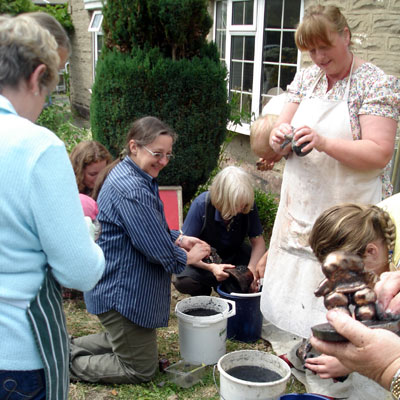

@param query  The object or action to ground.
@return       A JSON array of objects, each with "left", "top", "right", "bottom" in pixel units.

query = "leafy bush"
[
  {"left": 36, "top": 4, "right": 74, "bottom": 35},
  {"left": 254, "top": 187, "right": 278, "bottom": 243},
  {"left": 37, "top": 103, "right": 91, "bottom": 153},
  {"left": 102, "top": 0, "right": 212, "bottom": 60},
  {"left": 91, "top": 45, "right": 229, "bottom": 204},
  {"left": 0, "top": 0, "right": 34, "bottom": 14},
  {"left": 1, "top": 1, "right": 74, "bottom": 35}
]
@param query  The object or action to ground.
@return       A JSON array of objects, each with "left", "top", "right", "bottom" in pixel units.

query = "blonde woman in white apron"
[{"left": 260, "top": 5, "right": 399, "bottom": 399}]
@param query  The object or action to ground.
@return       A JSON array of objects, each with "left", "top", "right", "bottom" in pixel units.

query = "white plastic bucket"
[
  {"left": 217, "top": 350, "right": 291, "bottom": 400},
  {"left": 175, "top": 296, "right": 236, "bottom": 365}
]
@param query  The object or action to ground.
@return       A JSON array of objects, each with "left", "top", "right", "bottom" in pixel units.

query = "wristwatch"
[{"left": 390, "top": 368, "right": 400, "bottom": 400}]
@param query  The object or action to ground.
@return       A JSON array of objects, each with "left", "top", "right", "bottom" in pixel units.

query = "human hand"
[
  {"left": 293, "top": 125, "right": 327, "bottom": 154},
  {"left": 310, "top": 309, "right": 400, "bottom": 390},
  {"left": 211, "top": 263, "right": 235, "bottom": 281},
  {"left": 269, "top": 123, "right": 294, "bottom": 155},
  {"left": 179, "top": 235, "right": 209, "bottom": 251},
  {"left": 305, "top": 354, "right": 351, "bottom": 379},
  {"left": 375, "top": 271, "right": 400, "bottom": 318},
  {"left": 186, "top": 242, "right": 211, "bottom": 265},
  {"left": 256, "top": 158, "right": 275, "bottom": 171}
]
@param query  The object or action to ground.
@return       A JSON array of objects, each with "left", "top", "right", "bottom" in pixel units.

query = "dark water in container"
[
  {"left": 183, "top": 308, "right": 220, "bottom": 317},
  {"left": 226, "top": 365, "right": 282, "bottom": 382}
]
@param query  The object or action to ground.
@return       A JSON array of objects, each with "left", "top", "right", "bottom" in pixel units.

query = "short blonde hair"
[
  {"left": 295, "top": 5, "right": 351, "bottom": 51},
  {"left": 210, "top": 166, "right": 254, "bottom": 220},
  {"left": 0, "top": 14, "right": 60, "bottom": 92},
  {"left": 309, "top": 203, "right": 396, "bottom": 267},
  {"left": 250, "top": 114, "right": 278, "bottom": 158}
]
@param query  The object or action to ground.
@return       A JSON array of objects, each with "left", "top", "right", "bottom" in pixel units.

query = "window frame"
[
  {"left": 88, "top": 11, "right": 103, "bottom": 80},
  {"left": 88, "top": 10, "right": 103, "bottom": 33},
  {"left": 214, "top": 0, "right": 303, "bottom": 135}
]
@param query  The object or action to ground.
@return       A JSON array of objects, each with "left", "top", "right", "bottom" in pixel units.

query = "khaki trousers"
[{"left": 70, "top": 309, "right": 158, "bottom": 384}]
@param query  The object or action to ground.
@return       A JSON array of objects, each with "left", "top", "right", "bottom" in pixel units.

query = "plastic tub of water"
[
  {"left": 175, "top": 296, "right": 236, "bottom": 365},
  {"left": 279, "top": 395, "right": 331, "bottom": 399},
  {"left": 217, "top": 350, "right": 291, "bottom": 400},
  {"left": 165, "top": 360, "right": 207, "bottom": 388},
  {"left": 217, "top": 285, "right": 262, "bottom": 342}
]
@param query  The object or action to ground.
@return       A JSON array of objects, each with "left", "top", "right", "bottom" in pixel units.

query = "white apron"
[{"left": 261, "top": 62, "right": 382, "bottom": 338}]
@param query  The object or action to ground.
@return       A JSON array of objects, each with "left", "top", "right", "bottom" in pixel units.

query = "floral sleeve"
[{"left": 359, "top": 72, "right": 400, "bottom": 121}]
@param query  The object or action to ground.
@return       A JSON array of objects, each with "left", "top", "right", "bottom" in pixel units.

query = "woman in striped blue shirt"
[{"left": 70, "top": 116, "right": 210, "bottom": 384}]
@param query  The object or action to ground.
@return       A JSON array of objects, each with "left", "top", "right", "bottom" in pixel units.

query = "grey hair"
[
  {"left": 0, "top": 14, "right": 60, "bottom": 92},
  {"left": 210, "top": 166, "right": 254, "bottom": 220}
]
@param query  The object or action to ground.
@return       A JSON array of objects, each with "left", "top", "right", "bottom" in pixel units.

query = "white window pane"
[
  {"left": 284, "top": 0, "right": 302, "bottom": 28},
  {"left": 243, "top": 63, "right": 253, "bottom": 91},
  {"left": 88, "top": 11, "right": 103, "bottom": 32},
  {"left": 262, "top": 64, "right": 279, "bottom": 95},
  {"left": 282, "top": 32, "right": 297, "bottom": 64},
  {"left": 232, "top": 0, "right": 254, "bottom": 25},
  {"left": 231, "top": 36, "right": 244, "bottom": 60},
  {"left": 280, "top": 65, "right": 298, "bottom": 91},
  {"left": 264, "top": 0, "right": 282, "bottom": 29},
  {"left": 231, "top": 61, "right": 243, "bottom": 90},
  {"left": 244, "top": 37, "right": 254, "bottom": 61},
  {"left": 242, "top": 93, "right": 252, "bottom": 116},
  {"left": 216, "top": 0, "right": 227, "bottom": 29}
]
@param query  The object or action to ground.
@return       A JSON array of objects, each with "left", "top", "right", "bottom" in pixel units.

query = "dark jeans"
[{"left": 0, "top": 369, "right": 46, "bottom": 400}]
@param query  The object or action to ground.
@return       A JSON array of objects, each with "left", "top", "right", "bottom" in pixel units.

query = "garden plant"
[{"left": 91, "top": 0, "right": 230, "bottom": 204}]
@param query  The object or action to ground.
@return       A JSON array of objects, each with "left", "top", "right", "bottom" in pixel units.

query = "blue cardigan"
[{"left": 0, "top": 95, "right": 105, "bottom": 370}]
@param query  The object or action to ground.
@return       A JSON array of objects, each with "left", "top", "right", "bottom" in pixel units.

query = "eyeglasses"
[{"left": 142, "top": 145, "right": 174, "bottom": 161}]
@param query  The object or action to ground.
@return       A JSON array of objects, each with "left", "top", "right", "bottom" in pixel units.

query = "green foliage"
[
  {"left": 102, "top": 0, "right": 212, "bottom": 60},
  {"left": 37, "top": 103, "right": 91, "bottom": 153},
  {"left": 91, "top": 46, "right": 229, "bottom": 203},
  {"left": 0, "top": 0, "right": 34, "bottom": 14},
  {"left": 0, "top": 1, "right": 74, "bottom": 35},
  {"left": 254, "top": 187, "right": 278, "bottom": 242},
  {"left": 34, "top": 4, "right": 74, "bottom": 35}
]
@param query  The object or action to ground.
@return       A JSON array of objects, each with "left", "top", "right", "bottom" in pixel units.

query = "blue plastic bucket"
[
  {"left": 217, "top": 285, "right": 262, "bottom": 342},
  {"left": 279, "top": 394, "right": 331, "bottom": 399}
]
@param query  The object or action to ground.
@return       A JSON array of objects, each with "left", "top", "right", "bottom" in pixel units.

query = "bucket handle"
[
  {"left": 213, "top": 364, "right": 228, "bottom": 400},
  {"left": 191, "top": 299, "right": 236, "bottom": 327},
  {"left": 223, "top": 298, "right": 236, "bottom": 319}
]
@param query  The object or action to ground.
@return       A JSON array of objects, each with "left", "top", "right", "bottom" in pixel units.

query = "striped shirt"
[{"left": 85, "top": 156, "right": 187, "bottom": 328}]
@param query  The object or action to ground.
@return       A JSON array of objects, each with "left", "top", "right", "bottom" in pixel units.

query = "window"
[
  {"left": 88, "top": 11, "right": 103, "bottom": 79},
  {"left": 88, "top": 11, "right": 103, "bottom": 32},
  {"left": 214, "top": 0, "right": 303, "bottom": 133}
]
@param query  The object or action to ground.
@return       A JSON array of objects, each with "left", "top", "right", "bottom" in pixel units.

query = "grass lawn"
[{"left": 65, "top": 288, "right": 305, "bottom": 399}]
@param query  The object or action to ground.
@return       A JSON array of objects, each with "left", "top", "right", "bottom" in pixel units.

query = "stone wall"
[
  {"left": 68, "top": 0, "right": 94, "bottom": 118},
  {"left": 307, "top": 0, "right": 400, "bottom": 77}
]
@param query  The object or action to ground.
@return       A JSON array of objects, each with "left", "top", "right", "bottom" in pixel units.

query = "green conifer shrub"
[{"left": 91, "top": 0, "right": 229, "bottom": 203}]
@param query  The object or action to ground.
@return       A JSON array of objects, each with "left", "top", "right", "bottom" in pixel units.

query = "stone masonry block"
[
  {"left": 351, "top": 0, "right": 388, "bottom": 10},
  {"left": 373, "top": 14, "right": 400, "bottom": 34},
  {"left": 388, "top": 36, "right": 400, "bottom": 52},
  {"left": 358, "top": 35, "right": 388, "bottom": 51},
  {"left": 367, "top": 53, "right": 400, "bottom": 76},
  {"left": 346, "top": 15, "right": 372, "bottom": 34}
]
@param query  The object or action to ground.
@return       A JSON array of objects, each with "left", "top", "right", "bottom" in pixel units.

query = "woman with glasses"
[
  {"left": 70, "top": 116, "right": 210, "bottom": 384},
  {"left": 173, "top": 166, "right": 266, "bottom": 296}
]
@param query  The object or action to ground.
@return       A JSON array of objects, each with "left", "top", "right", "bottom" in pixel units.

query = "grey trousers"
[{"left": 70, "top": 309, "right": 158, "bottom": 384}]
